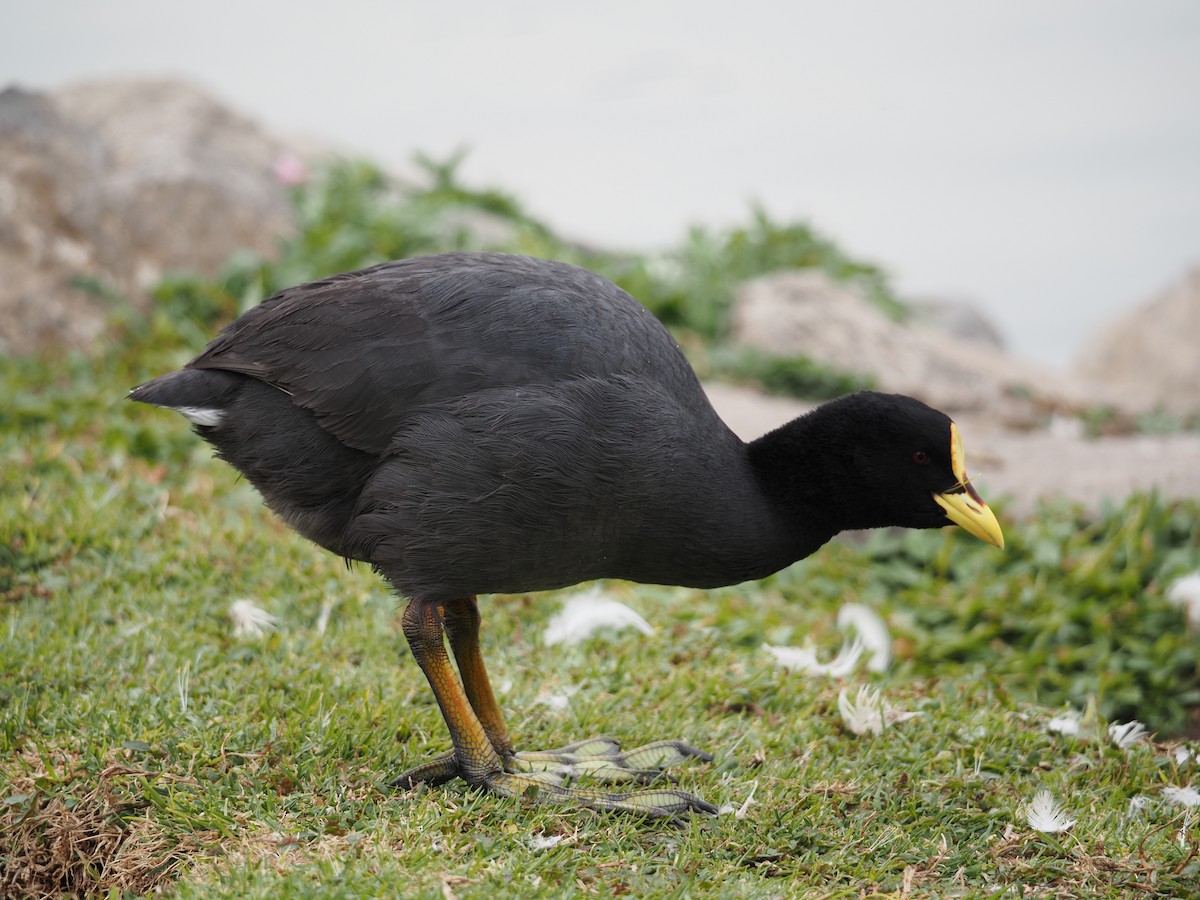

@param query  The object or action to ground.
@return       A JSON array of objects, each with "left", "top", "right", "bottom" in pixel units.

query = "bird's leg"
[
  {"left": 391, "top": 597, "right": 513, "bottom": 787},
  {"left": 443, "top": 596, "right": 711, "bottom": 784},
  {"left": 389, "top": 597, "right": 718, "bottom": 822},
  {"left": 391, "top": 597, "right": 503, "bottom": 788},
  {"left": 442, "top": 596, "right": 515, "bottom": 758}
]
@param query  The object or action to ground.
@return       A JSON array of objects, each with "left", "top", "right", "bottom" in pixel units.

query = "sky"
[{"left": 3, "top": 0, "right": 1197, "bottom": 369}]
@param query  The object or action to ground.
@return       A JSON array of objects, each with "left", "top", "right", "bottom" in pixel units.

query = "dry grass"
[{"left": 0, "top": 750, "right": 214, "bottom": 898}]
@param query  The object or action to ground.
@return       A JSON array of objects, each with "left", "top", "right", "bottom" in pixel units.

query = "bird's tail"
[{"left": 128, "top": 367, "right": 242, "bottom": 427}]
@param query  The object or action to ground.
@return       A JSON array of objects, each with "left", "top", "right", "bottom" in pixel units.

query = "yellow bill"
[{"left": 932, "top": 422, "right": 1004, "bottom": 548}]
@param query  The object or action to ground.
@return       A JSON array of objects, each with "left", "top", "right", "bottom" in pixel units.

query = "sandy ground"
[{"left": 705, "top": 383, "right": 1200, "bottom": 518}]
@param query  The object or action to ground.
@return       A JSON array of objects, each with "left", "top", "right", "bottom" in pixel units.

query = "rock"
[
  {"left": 730, "top": 269, "right": 1104, "bottom": 425},
  {"left": 0, "top": 79, "right": 297, "bottom": 355},
  {"left": 52, "top": 79, "right": 296, "bottom": 285},
  {"left": 0, "top": 87, "right": 111, "bottom": 351},
  {"left": 909, "top": 296, "right": 1005, "bottom": 349},
  {"left": 1073, "top": 266, "right": 1200, "bottom": 417}
]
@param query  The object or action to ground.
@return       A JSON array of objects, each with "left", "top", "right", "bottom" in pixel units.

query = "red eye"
[{"left": 913, "top": 451, "right": 929, "bottom": 465}]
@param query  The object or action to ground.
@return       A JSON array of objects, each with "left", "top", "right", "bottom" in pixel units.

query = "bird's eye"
[{"left": 913, "top": 451, "right": 929, "bottom": 465}]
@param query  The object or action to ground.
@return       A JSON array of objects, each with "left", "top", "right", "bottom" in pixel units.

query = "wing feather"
[{"left": 187, "top": 253, "right": 702, "bottom": 454}]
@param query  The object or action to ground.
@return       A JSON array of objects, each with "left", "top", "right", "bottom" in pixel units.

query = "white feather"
[
  {"left": 1108, "top": 720, "right": 1150, "bottom": 750},
  {"left": 542, "top": 586, "right": 654, "bottom": 646},
  {"left": 1023, "top": 790, "right": 1076, "bottom": 833},
  {"left": 836, "top": 603, "right": 892, "bottom": 673},
  {"left": 1127, "top": 795, "right": 1152, "bottom": 816},
  {"left": 837, "top": 685, "right": 920, "bottom": 736},
  {"left": 1167, "top": 571, "right": 1200, "bottom": 629},
  {"left": 764, "top": 636, "right": 865, "bottom": 677},
  {"left": 1162, "top": 786, "right": 1200, "bottom": 808},
  {"left": 1046, "top": 709, "right": 1083, "bottom": 737},
  {"left": 229, "top": 599, "right": 278, "bottom": 638},
  {"left": 176, "top": 406, "right": 224, "bottom": 426}
]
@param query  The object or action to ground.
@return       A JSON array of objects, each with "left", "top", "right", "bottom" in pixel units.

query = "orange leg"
[
  {"left": 442, "top": 597, "right": 515, "bottom": 758},
  {"left": 395, "top": 597, "right": 502, "bottom": 786}
]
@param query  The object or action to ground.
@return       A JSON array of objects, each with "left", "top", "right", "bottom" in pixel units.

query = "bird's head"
[{"left": 768, "top": 391, "right": 1005, "bottom": 547}]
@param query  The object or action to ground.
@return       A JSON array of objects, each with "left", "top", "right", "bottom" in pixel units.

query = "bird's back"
[{"left": 189, "top": 253, "right": 707, "bottom": 455}]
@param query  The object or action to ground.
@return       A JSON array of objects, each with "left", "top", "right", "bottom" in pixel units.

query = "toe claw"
[{"left": 389, "top": 749, "right": 461, "bottom": 789}]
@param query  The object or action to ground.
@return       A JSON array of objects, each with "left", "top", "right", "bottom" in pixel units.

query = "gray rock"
[
  {"left": 909, "top": 296, "right": 1005, "bottom": 349},
  {"left": 1073, "top": 266, "right": 1200, "bottom": 417},
  {"left": 0, "top": 87, "right": 110, "bottom": 352},
  {"left": 730, "top": 269, "right": 1105, "bottom": 424},
  {"left": 0, "top": 79, "right": 297, "bottom": 355},
  {"left": 52, "top": 79, "right": 296, "bottom": 285}
]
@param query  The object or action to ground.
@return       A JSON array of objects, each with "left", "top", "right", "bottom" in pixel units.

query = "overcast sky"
[{"left": 3, "top": 0, "right": 1197, "bottom": 368}]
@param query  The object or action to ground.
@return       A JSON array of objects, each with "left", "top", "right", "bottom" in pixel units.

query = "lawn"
[
  {"left": 3, "top": 161, "right": 1199, "bottom": 897},
  {"left": 2, "top": 329, "right": 1199, "bottom": 898}
]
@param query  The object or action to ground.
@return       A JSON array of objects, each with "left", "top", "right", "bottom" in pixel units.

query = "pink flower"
[{"left": 273, "top": 152, "right": 308, "bottom": 186}]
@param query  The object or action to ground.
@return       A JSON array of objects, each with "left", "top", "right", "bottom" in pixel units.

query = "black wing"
[{"left": 188, "top": 253, "right": 702, "bottom": 455}]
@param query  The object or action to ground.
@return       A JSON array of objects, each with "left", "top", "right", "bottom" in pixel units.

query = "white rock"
[{"left": 1075, "top": 266, "right": 1200, "bottom": 416}]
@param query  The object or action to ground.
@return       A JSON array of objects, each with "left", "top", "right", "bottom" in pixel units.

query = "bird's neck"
[
  {"left": 746, "top": 411, "right": 871, "bottom": 541},
  {"left": 651, "top": 428, "right": 840, "bottom": 586}
]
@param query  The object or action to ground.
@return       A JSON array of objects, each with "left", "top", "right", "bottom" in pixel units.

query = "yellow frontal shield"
[{"left": 932, "top": 422, "right": 1004, "bottom": 548}]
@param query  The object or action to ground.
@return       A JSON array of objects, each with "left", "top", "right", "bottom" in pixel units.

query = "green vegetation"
[
  {"left": 1077, "top": 403, "right": 1199, "bottom": 439},
  {"left": 653, "top": 205, "right": 906, "bottom": 339},
  {"left": 703, "top": 346, "right": 877, "bottom": 400},
  {"left": 145, "top": 156, "right": 885, "bottom": 400},
  {"left": 2, "top": 160, "right": 1198, "bottom": 896}
]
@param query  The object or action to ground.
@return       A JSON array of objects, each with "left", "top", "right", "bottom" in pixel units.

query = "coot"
[{"left": 130, "top": 252, "right": 1003, "bottom": 820}]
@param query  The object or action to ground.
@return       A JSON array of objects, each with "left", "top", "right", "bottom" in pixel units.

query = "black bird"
[{"left": 130, "top": 252, "right": 1003, "bottom": 820}]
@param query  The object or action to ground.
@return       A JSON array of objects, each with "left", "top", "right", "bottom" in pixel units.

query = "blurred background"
[{"left": 3, "top": 0, "right": 1197, "bottom": 369}]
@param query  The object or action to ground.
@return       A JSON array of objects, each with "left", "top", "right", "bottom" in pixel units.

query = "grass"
[
  {"left": 701, "top": 345, "right": 876, "bottom": 400},
  {"left": 2, "top": 318, "right": 1199, "bottom": 898},
  {"left": 2, "top": 160, "right": 1199, "bottom": 896}
]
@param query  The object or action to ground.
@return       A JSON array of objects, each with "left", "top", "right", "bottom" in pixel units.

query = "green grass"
[
  {"left": 3, "top": 161, "right": 1199, "bottom": 896},
  {"left": 2, "top": 314, "right": 1199, "bottom": 897},
  {"left": 701, "top": 345, "right": 876, "bottom": 401}
]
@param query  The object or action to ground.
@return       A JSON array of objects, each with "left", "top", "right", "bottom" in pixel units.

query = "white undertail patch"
[{"left": 175, "top": 406, "right": 225, "bottom": 427}]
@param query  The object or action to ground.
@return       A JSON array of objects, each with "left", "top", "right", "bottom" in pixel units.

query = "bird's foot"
[
  {"left": 481, "top": 769, "right": 719, "bottom": 824},
  {"left": 389, "top": 749, "right": 460, "bottom": 789},
  {"left": 506, "top": 736, "right": 711, "bottom": 784},
  {"left": 390, "top": 737, "right": 716, "bottom": 823}
]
